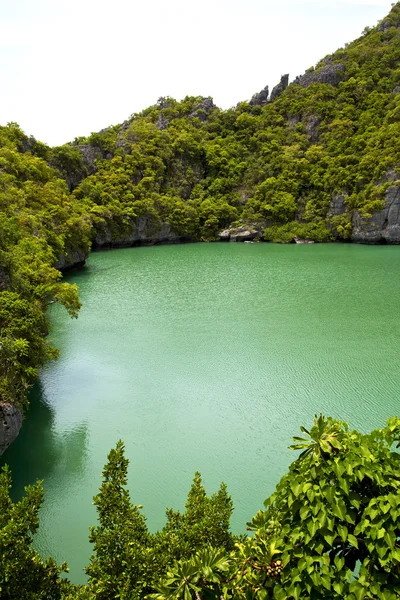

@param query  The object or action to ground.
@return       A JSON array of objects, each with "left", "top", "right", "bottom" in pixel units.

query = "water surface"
[{"left": 2, "top": 242, "right": 400, "bottom": 582}]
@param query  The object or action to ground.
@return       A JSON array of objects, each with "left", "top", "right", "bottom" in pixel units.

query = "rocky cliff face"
[
  {"left": 0, "top": 403, "right": 23, "bottom": 456},
  {"left": 93, "top": 216, "right": 190, "bottom": 248},
  {"left": 55, "top": 248, "right": 89, "bottom": 272},
  {"left": 328, "top": 173, "right": 400, "bottom": 244},
  {"left": 249, "top": 85, "right": 269, "bottom": 106},
  {"left": 294, "top": 59, "right": 345, "bottom": 88},
  {"left": 270, "top": 74, "right": 289, "bottom": 101},
  {"left": 352, "top": 184, "right": 400, "bottom": 244}
]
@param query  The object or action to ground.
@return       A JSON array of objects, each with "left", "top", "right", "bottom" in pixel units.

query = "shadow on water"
[{"left": 0, "top": 380, "right": 88, "bottom": 501}]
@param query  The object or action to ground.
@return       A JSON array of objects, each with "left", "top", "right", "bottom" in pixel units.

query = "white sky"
[{"left": 0, "top": 0, "right": 394, "bottom": 146}]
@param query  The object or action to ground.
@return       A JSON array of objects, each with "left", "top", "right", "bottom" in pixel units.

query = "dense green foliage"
[
  {"left": 2, "top": 4, "right": 400, "bottom": 412},
  {"left": 1, "top": 416, "right": 399, "bottom": 599},
  {"left": 0, "top": 124, "right": 89, "bottom": 409}
]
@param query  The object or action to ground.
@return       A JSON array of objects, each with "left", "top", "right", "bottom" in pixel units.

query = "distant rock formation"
[
  {"left": 328, "top": 173, "right": 400, "bottom": 244},
  {"left": 270, "top": 75, "right": 289, "bottom": 101},
  {"left": 352, "top": 182, "right": 400, "bottom": 244},
  {"left": 294, "top": 59, "right": 345, "bottom": 88},
  {"left": 188, "top": 97, "right": 216, "bottom": 121},
  {"left": 249, "top": 85, "right": 269, "bottom": 106},
  {"left": 55, "top": 249, "right": 88, "bottom": 272},
  {"left": 219, "top": 225, "right": 261, "bottom": 242}
]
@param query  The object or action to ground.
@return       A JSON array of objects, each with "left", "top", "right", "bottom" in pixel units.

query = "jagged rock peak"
[
  {"left": 188, "top": 97, "right": 217, "bottom": 121},
  {"left": 249, "top": 85, "right": 269, "bottom": 106},
  {"left": 294, "top": 58, "right": 345, "bottom": 88},
  {"left": 270, "top": 75, "right": 289, "bottom": 102}
]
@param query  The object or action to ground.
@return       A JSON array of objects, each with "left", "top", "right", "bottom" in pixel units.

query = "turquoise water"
[{"left": 2, "top": 242, "right": 400, "bottom": 582}]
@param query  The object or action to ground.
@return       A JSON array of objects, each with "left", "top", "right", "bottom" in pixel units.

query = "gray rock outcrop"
[
  {"left": 55, "top": 248, "right": 88, "bottom": 272},
  {"left": 294, "top": 59, "right": 345, "bottom": 88},
  {"left": 249, "top": 85, "right": 269, "bottom": 106},
  {"left": 270, "top": 75, "right": 289, "bottom": 102},
  {"left": 156, "top": 113, "right": 169, "bottom": 130},
  {"left": 188, "top": 97, "right": 217, "bottom": 121},
  {"left": 352, "top": 184, "right": 400, "bottom": 244},
  {"left": 306, "top": 114, "right": 321, "bottom": 141},
  {"left": 328, "top": 193, "right": 347, "bottom": 217},
  {"left": 78, "top": 144, "right": 104, "bottom": 174},
  {"left": 0, "top": 403, "right": 23, "bottom": 456},
  {"left": 219, "top": 225, "right": 261, "bottom": 242},
  {"left": 93, "top": 216, "right": 188, "bottom": 248},
  {"left": 378, "top": 18, "right": 396, "bottom": 33}
]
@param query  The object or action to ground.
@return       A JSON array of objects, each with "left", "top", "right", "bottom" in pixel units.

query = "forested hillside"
[
  {"left": 2, "top": 4, "right": 400, "bottom": 444},
  {"left": 56, "top": 1, "right": 400, "bottom": 245}
]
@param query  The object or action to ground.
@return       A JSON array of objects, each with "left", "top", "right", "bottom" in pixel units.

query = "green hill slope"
[{"left": 52, "top": 2, "right": 400, "bottom": 245}]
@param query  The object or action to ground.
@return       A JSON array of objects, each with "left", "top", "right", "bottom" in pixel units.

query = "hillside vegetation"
[{"left": 59, "top": 1, "right": 400, "bottom": 244}]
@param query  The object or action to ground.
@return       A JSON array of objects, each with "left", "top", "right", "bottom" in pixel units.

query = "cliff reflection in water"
[{"left": 0, "top": 381, "right": 88, "bottom": 501}]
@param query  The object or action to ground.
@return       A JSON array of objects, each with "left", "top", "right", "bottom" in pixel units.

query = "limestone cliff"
[
  {"left": 93, "top": 216, "right": 190, "bottom": 248},
  {"left": 0, "top": 403, "right": 23, "bottom": 456}
]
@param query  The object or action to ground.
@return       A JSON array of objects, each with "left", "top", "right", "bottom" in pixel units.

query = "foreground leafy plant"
[
  {"left": 1, "top": 416, "right": 399, "bottom": 599},
  {"left": 153, "top": 416, "right": 400, "bottom": 600}
]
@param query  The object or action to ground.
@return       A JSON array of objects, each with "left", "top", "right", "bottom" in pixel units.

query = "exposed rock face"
[
  {"left": 59, "top": 143, "right": 104, "bottom": 190},
  {"left": 328, "top": 193, "right": 347, "bottom": 217},
  {"left": 19, "top": 135, "right": 37, "bottom": 154},
  {"left": 219, "top": 225, "right": 261, "bottom": 242},
  {"left": 378, "top": 18, "right": 394, "bottom": 32},
  {"left": 93, "top": 217, "right": 188, "bottom": 248},
  {"left": 352, "top": 184, "right": 400, "bottom": 244},
  {"left": 306, "top": 114, "right": 320, "bottom": 141},
  {"left": 115, "top": 120, "right": 133, "bottom": 152},
  {"left": 78, "top": 144, "right": 104, "bottom": 174},
  {"left": 155, "top": 97, "right": 217, "bottom": 130},
  {"left": 249, "top": 85, "right": 269, "bottom": 106},
  {"left": 156, "top": 113, "right": 169, "bottom": 130},
  {"left": 270, "top": 75, "right": 289, "bottom": 102},
  {"left": 294, "top": 237, "right": 314, "bottom": 244},
  {"left": 188, "top": 97, "right": 217, "bottom": 121},
  {"left": 0, "top": 403, "right": 23, "bottom": 456},
  {"left": 287, "top": 115, "right": 300, "bottom": 128},
  {"left": 294, "top": 60, "right": 345, "bottom": 88},
  {"left": 55, "top": 249, "right": 88, "bottom": 272}
]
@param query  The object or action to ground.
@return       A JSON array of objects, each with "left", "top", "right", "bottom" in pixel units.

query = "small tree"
[{"left": 86, "top": 440, "right": 150, "bottom": 600}]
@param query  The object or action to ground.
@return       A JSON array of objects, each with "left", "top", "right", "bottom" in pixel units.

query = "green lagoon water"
[{"left": 2, "top": 242, "right": 400, "bottom": 582}]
